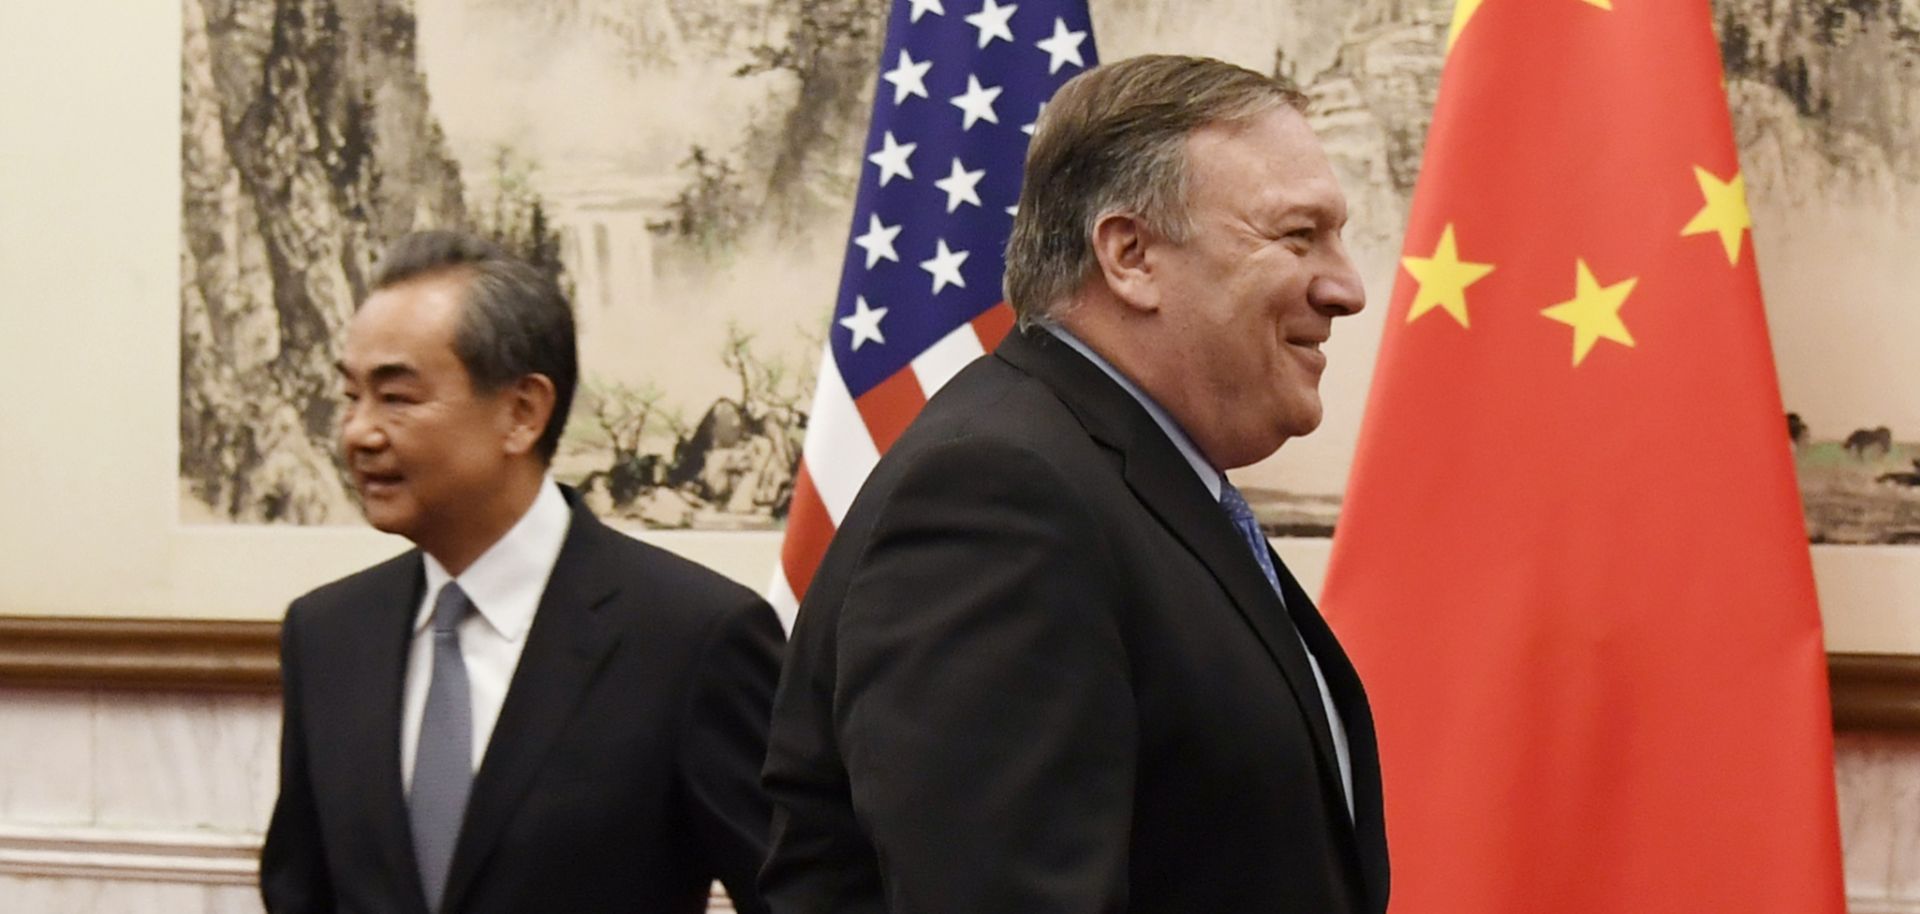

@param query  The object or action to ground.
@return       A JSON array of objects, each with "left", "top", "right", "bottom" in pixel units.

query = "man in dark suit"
[
  {"left": 261, "top": 230, "right": 782, "bottom": 914},
  {"left": 761, "top": 55, "right": 1387, "bottom": 912}
]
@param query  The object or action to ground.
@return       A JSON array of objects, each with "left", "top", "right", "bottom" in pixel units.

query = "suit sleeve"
[
  {"left": 836, "top": 438, "right": 1136, "bottom": 913},
  {"left": 259, "top": 602, "right": 335, "bottom": 913},
  {"left": 678, "top": 592, "right": 785, "bottom": 914}
]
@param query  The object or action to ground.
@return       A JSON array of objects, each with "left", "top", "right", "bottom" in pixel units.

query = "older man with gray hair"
[{"left": 761, "top": 54, "right": 1387, "bottom": 913}]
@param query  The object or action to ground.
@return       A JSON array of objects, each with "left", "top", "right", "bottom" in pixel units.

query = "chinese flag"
[{"left": 1320, "top": 1, "right": 1847, "bottom": 911}]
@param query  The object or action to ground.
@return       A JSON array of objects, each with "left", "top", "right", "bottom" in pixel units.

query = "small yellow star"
[
  {"left": 1681, "top": 166, "right": 1752, "bottom": 265},
  {"left": 1448, "top": 0, "right": 1484, "bottom": 50},
  {"left": 1402, "top": 224, "right": 1496, "bottom": 328},
  {"left": 1582, "top": 0, "right": 1614, "bottom": 9},
  {"left": 1541, "top": 259, "right": 1637, "bottom": 366}
]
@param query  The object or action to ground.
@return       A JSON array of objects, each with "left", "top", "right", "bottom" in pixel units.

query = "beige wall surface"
[
  {"left": 1, "top": 0, "right": 1916, "bottom": 653},
  {"left": 0, "top": 0, "right": 786, "bottom": 620}
]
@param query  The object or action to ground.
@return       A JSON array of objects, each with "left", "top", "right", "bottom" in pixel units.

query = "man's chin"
[
  {"left": 357, "top": 502, "right": 417, "bottom": 539},
  {"left": 1247, "top": 413, "right": 1321, "bottom": 464},
  {"left": 1279, "top": 395, "right": 1324, "bottom": 440},
  {"left": 1287, "top": 413, "right": 1323, "bottom": 440}
]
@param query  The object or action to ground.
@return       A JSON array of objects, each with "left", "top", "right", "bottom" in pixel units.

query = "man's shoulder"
[
  {"left": 896, "top": 349, "right": 1094, "bottom": 457},
  {"left": 279, "top": 551, "right": 421, "bottom": 657},
  {"left": 288, "top": 549, "right": 420, "bottom": 618},
  {"left": 566, "top": 513, "right": 770, "bottom": 625},
  {"left": 824, "top": 358, "right": 1120, "bottom": 557}
]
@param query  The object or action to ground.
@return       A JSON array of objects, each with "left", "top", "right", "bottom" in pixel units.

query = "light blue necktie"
[{"left": 410, "top": 582, "right": 474, "bottom": 913}]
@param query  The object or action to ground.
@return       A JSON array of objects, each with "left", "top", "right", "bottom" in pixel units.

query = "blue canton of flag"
[
  {"left": 769, "top": 0, "right": 1098, "bottom": 621},
  {"left": 832, "top": 0, "right": 1097, "bottom": 397}
]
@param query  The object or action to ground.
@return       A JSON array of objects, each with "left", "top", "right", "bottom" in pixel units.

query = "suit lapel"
[
  {"left": 1117, "top": 424, "right": 1352, "bottom": 811},
  {"left": 995, "top": 329, "right": 1350, "bottom": 809},
  {"left": 437, "top": 499, "right": 626, "bottom": 913},
  {"left": 1272, "top": 555, "right": 1390, "bottom": 909},
  {"left": 332, "top": 554, "right": 429, "bottom": 910}
]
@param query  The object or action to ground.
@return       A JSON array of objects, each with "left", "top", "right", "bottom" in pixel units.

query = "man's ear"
[
  {"left": 500, "top": 373, "right": 558, "bottom": 458},
  {"left": 1089, "top": 212, "right": 1161, "bottom": 314}
]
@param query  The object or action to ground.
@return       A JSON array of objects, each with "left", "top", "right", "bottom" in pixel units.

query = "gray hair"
[
  {"left": 1003, "top": 55, "right": 1309, "bottom": 324},
  {"left": 369, "top": 230, "right": 578, "bottom": 462}
]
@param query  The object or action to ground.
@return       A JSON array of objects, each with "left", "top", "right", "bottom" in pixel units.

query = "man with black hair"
[{"left": 262, "top": 230, "right": 780, "bottom": 914}]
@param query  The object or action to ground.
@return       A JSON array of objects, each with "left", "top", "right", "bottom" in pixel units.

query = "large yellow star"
[
  {"left": 1402, "top": 224, "right": 1496, "bottom": 328},
  {"left": 1448, "top": 0, "right": 1484, "bottom": 50},
  {"left": 1541, "top": 259, "right": 1637, "bottom": 366},
  {"left": 1681, "top": 166, "right": 1752, "bottom": 265},
  {"left": 1453, "top": 1, "right": 1612, "bottom": 50}
]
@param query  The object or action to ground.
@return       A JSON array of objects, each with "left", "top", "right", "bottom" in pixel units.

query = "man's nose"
[
  {"left": 1311, "top": 244, "right": 1366, "bottom": 317},
  {"left": 339, "top": 400, "right": 385, "bottom": 452}
]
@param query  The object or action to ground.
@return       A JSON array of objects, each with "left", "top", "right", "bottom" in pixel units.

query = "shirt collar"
[
  {"left": 1046, "top": 325, "right": 1223, "bottom": 501},
  {"left": 417, "top": 478, "right": 572, "bottom": 641}
]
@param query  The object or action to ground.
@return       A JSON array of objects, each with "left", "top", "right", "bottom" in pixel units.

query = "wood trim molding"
[
  {"left": 1829, "top": 653, "right": 1920, "bottom": 732},
  {"left": 2, "top": 617, "right": 1918, "bottom": 729},
  {"left": 0, "top": 617, "right": 279, "bottom": 692}
]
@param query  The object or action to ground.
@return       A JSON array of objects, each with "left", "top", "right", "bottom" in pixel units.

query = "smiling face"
[
  {"left": 1142, "top": 106, "right": 1365, "bottom": 469},
  {"left": 335, "top": 270, "right": 523, "bottom": 561}
]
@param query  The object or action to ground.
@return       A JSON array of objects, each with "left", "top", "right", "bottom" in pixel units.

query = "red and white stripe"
[{"left": 767, "top": 304, "right": 1016, "bottom": 627}]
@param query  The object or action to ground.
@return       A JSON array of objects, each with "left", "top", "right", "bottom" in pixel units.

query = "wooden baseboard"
[{"left": 1, "top": 617, "right": 1916, "bottom": 730}]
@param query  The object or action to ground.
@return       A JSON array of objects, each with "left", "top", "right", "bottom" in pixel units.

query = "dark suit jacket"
[
  {"left": 761, "top": 328, "right": 1388, "bottom": 913},
  {"left": 262, "top": 488, "right": 784, "bottom": 914}
]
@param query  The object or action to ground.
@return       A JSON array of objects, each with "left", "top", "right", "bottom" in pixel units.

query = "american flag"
[{"left": 768, "top": 0, "right": 1099, "bottom": 622}]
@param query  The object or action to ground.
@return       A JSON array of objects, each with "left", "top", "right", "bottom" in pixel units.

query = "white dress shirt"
[
  {"left": 401, "top": 479, "right": 571, "bottom": 786},
  {"left": 1048, "top": 326, "right": 1355, "bottom": 818}
]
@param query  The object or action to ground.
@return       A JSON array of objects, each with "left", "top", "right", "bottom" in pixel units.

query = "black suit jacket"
[
  {"left": 262, "top": 489, "right": 784, "bottom": 914},
  {"left": 761, "top": 328, "right": 1388, "bottom": 913}
]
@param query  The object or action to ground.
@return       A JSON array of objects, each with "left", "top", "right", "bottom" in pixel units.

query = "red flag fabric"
[{"left": 1321, "top": 2, "right": 1846, "bottom": 911}]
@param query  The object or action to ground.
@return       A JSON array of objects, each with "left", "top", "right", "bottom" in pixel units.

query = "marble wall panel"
[
  {"left": 89, "top": 692, "right": 278, "bottom": 833},
  {"left": 0, "top": 875, "right": 97, "bottom": 914},
  {"left": 0, "top": 689, "right": 92, "bottom": 825},
  {"left": 96, "top": 880, "right": 261, "bottom": 913},
  {"left": 0, "top": 688, "right": 1916, "bottom": 911},
  {"left": 0, "top": 875, "right": 266, "bottom": 914},
  {"left": 1837, "top": 732, "right": 1920, "bottom": 912},
  {"left": 1869, "top": 734, "right": 1920, "bottom": 907}
]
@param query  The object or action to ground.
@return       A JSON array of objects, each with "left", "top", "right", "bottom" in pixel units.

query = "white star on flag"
[
  {"left": 1035, "top": 18, "right": 1087, "bottom": 74},
  {"left": 933, "top": 158, "right": 986, "bottom": 212},
  {"left": 964, "top": 0, "right": 1018, "bottom": 48},
  {"left": 920, "top": 239, "right": 969, "bottom": 294},
  {"left": 852, "top": 214, "right": 902, "bottom": 268},
  {"left": 950, "top": 75, "right": 1002, "bottom": 130},
  {"left": 771, "top": 0, "right": 1102, "bottom": 626},
  {"left": 867, "top": 131, "right": 916, "bottom": 186},
  {"left": 882, "top": 50, "right": 932, "bottom": 104},
  {"left": 838, "top": 296, "right": 889, "bottom": 350}
]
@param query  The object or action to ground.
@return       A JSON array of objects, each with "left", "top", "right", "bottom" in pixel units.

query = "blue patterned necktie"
[
  {"left": 410, "top": 581, "right": 474, "bottom": 913},
  {"left": 1219, "top": 480, "right": 1285, "bottom": 599}
]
